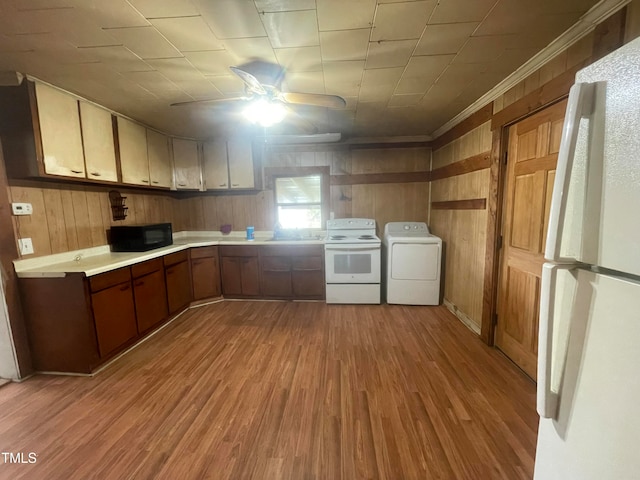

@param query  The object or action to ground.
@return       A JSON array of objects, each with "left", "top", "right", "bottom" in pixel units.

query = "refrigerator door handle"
[
  {"left": 538, "top": 263, "right": 574, "bottom": 419},
  {"left": 545, "top": 82, "right": 595, "bottom": 262}
]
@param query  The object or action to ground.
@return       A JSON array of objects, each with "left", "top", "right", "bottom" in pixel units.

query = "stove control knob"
[
  {"left": 404, "top": 225, "right": 410, "bottom": 230},
  {"left": 413, "top": 225, "right": 418, "bottom": 229}
]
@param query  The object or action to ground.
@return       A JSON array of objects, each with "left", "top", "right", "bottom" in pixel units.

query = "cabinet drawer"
[
  {"left": 131, "top": 258, "right": 164, "bottom": 278},
  {"left": 262, "top": 256, "right": 291, "bottom": 272},
  {"left": 163, "top": 250, "right": 189, "bottom": 267},
  {"left": 220, "top": 245, "right": 258, "bottom": 257},
  {"left": 89, "top": 268, "right": 131, "bottom": 292},
  {"left": 288, "top": 245, "right": 323, "bottom": 256},
  {"left": 190, "top": 246, "right": 218, "bottom": 259},
  {"left": 292, "top": 256, "right": 323, "bottom": 271}
]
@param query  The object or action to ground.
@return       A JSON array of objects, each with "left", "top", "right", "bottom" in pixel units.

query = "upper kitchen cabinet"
[
  {"left": 202, "top": 139, "right": 260, "bottom": 191},
  {"left": 172, "top": 138, "right": 201, "bottom": 190},
  {"left": 117, "top": 117, "right": 150, "bottom": 187},
  {"left": 79, "top": 101, "right": 117, "bottom": 182},
  {"left": 146, "top": 129, "right": 173, "bottom": 188}
]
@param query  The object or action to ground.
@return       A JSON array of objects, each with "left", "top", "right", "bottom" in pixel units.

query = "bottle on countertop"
[{"left": 246, "top": 225, "right": 255, "bottom": 241}]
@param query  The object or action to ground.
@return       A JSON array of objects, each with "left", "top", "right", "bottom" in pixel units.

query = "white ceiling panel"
[
  {"left": 196, "top": 0, "right": 266, "bottom": 39},
  {"left": 78, "top": 45, "right": 153, "bottom": 72},
  {"left": 415, "top": 22, "right": 479, "bottom": 55},
  {"left": 106, "top": 26, "right": 182, "bottom": 59},
  {"left": 395, "top": 54, "right": 454, "bottom": 94},
  {"left": 371, "top": 1, "right": 437, "bottom": 41},
  {"left": 319, "top": 29, "right": 370, "bottom": 62},
  {"left": 316, "top": 0, "right": 377, "bottom": 31},
  {"left": 275, "top": 46, "right": 322, "bottom": 72},
  {"left": 254, "top": 0, "right": 317, "bottom": 12},
  {"left": 283, "top": 71, "right": 326, "bottom": 94},
  {"left": 324, "top": 60, "right": 365, "bottom": 96},
  {"left": 206, "top": 75, "right": 245, "bottom": 95},
  {"left": 453, "top": 34, "right": 515, "bottom": 64},
  {"left": 70, "top": 0, "right": 150, "bottom": 28},
  {"left": 150, "top": 16, "right": 225, "bottom": 52},
  {"left": 185, "top": 50, "right": 239, "bottom": 75},
  {"left": 261, "top": 10, "right": 320, "bottom": 48},
  {"left": 127, "top": 0, "right": 200, "bottom": 19},
  {"left": 388, "top": 93, "right": 423, "bottom": 107},
  {"left": 224, "top": 37, "right": 278, "bottom": 64},
  {"left": 430, "top": 0, "right": 498, "bottom": 24},
  {"left": 365, "top": 39, "right": 417, "bottom": 69}
]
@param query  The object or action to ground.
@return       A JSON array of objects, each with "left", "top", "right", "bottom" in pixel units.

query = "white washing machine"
[{"left": 383, "top": 222, "right": 442, "bottom": 305}]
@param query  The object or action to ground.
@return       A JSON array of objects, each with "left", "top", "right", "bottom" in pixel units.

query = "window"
[{"left": 274, "top": 174, "right": 322, "bottom": 228}]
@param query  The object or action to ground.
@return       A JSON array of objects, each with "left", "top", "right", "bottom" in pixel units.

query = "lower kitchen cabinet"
[
  {"left": 259, "top": 245, "right": 325, "bottom": 300},
  {"left": 91, "top": 277, "right": 137, "bottom": 358},
  {"left": 191, "top": 246, "right": 221, "bottom": 300},
  {"left": 220, "top": 246, "right": 260, "bottom": 297},
  {"left": 132, "top": 258, "right": 168, "bottom": 334},
  {"left": 164, "top": 250, "right": 193, "bottom": 314}
]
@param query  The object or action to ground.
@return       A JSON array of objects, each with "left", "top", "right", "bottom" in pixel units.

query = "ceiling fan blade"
[
  {"left": 230, "top": 66, "right": 267, "bottom": 95},
  {"left": 170, "top": 97, "right": 248, "bottom": 107},
  {"left": 281, "top": 92, "right": 346, "bottom": 109}
]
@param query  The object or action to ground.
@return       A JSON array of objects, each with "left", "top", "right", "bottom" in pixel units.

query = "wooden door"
[
  {"left": 260, "top": 256, "right": 292, "bottom": 297},
  {"left": 173, "top": 138, "right": 201, "bottom": 190},
  {"left": 221, "top": 257, "right": 242, "bottom": 295},
  {"left": 495, "top": 99, "right": 567, "bottom": 379},
  {"left": 79, "top": 101, "right": 117, "bottom": 182},
  {"left": 118, "top": 117, "right": 149, "bottom": 186},
  {"left": 192, "top": 256, "right": 222, "bottom": 300},
  {"left": 240, "top": 257, "right": 260, "bottom": 296},
  {"left": 91, "top": 282, "right": 137, "bottom": 358},
  {"left": 165, "top": 260, "right": 192, "bottom": 314},
  {"left": 133, "top": 270, "right": 168, "bottom": 333},
  {"left": 147, "top": 129, "right": 172, "bottom": 188},
  {"left": 227, "top": 140, "right": 254, "bottom": 189},
  {"left": 202, "top": 140, "right": 230, "bottom": 190}
]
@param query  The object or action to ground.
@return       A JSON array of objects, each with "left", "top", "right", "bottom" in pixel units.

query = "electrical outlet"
[
  {"left": 18, "top": 238, "right": 34, "bottom": 255},
  {"left": 11, "top": 203, "right": 33, "bottom": 215}
]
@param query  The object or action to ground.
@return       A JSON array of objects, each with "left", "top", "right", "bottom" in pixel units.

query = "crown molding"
[{"left": 432, "top": 0, "right": 632, "bottom": 139}]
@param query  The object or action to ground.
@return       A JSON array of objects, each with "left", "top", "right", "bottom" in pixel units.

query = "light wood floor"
[{"left": 0, "top": 302, "right": 538, "bottom": 479}]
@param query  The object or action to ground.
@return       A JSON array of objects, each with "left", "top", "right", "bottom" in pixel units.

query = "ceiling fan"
[{"left": 170, "top": 60, "right": 346, "bottom": 132}]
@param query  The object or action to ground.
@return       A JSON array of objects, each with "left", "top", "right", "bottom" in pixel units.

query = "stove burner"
[
  {"left": 359, "top": 235, "right": 375, "bottom": 240},
  {"left": 329, "top": 235, "right": 347, "bottom": 240}
]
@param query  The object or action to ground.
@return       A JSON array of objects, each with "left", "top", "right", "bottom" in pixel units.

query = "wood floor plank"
[{"left": 0, "top": 302, "right": 537, "bottom": 479}]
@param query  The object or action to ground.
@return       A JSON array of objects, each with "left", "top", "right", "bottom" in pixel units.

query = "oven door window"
[{"left": 334, "top": 253, "right": 371, "bottom": 274}]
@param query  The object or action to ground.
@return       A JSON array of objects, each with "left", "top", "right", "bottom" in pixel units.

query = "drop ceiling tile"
[
  {"left": 261, "top": 10, "right": 319, "bottom": 48},
  {"left": 206, "top": 74, "right": 246, "bottom": 95},
  {"left": 0, "top": 34, "right": 32, "bottom": 53},
  {"left": 437, "top": 62, "right": 487, "bottom": 88},
  {"left": 371, "top": 1, "right": 437, "bottom": 41},
  {"left": 275, "top": 46, "right": 322, "bottom": 72},
  {"left": 359, "top": 67, "right": 404, "bottom": 101},
  {"left": 283, "top": 71, "right": 326, "bottom": 94},
  {"left": 474, "top": 0, "right": 538, "bottom": 36},
  {"left": 324, "top": 60, "right": 364, "bottom": 96},
  {"left": 106, "top": 26, "right": 182, "bottom": 59},
  {"left": 150, "top": 16, "right": 224, "bottom": 51},
  {"left": 430, "top": 0, "right": 498, "bottom": 24},
  {"left": 486, "top": 47, "right": 539, "bottom": 73},
  {"left": 254, "top": 0, "right": 316, "bottom": 12},
  {"left": 195, "top": 0, "right": 266, "bottom": 39},
  {"left": 78, "top": 45, "right": 153, "bottom": 72},
  {"left": 365, "top": 39, "right": 416, "bottom": 69},
  {"left": 174, "top": 79, "right": 222, "bottom": 99},
  {"left": 453, "top": 35, "right": 515, "bottom": 64},
  {"left": 7, "top": 33, "right": 91, "bottom": 62},
  {"left": 415, "top": 22, "right": 478, "bottom": 55},
  {"left": 320, "top": 29, "right": 370, "bottom": 62},
  {"left": 9, "top": 0, "right": 76, "bottom": 9},
  {"left": 388, "top": 93, "right": 423, "bottom": 107},
  {"left": 395, "top": 54, "right": 454, "bottom": 94},
  {"left": 224, "top": 37, "right": 278, "bottom": 64},
  {"left": 185, "top": 50, "right": 239, "bottom": 75},
  {"left": 126, "top": 0, "right": 200, "bottom": 18},
  {"left": 122, "top": 70, "right": 181, "bottom": 94},
  {"left": 316, "top": 0, "right": 376, "bottom": 31},
  {"left": 70, "top": 1, "right": 150, "bottom": 28}
]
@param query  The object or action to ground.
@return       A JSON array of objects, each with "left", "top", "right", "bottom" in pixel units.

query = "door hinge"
[{"left": 497, "top": 234, "right": 503, "bottom": 250}]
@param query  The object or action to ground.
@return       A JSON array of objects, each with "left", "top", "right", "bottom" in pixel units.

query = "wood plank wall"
[{"left": 430, "top": 122, "right": 492, "bottom": 332}]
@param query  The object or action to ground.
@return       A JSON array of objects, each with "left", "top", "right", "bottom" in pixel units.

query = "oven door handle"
[{"left": 325, "top": 245, "right": 380, "bottom": 251}]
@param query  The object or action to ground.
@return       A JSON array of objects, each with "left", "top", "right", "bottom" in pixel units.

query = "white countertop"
[{"left": 14, "top": 230, "right": 326, "bottom": 278}]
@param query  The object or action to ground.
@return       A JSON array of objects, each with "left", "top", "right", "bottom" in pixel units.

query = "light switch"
[
  {"left": 18, "top": 238, "right": 34, "bottom": 255},
  {"left": 11, "top": 203, "right": 33, "bottom": 215}
]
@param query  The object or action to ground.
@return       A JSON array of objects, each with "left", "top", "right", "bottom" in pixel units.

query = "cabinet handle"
[
  {"left": 71, "top": 169, "right": 84, "bottom": 174},
  {"left": 152, "top": 180, "right": 159, "bottom": 184},
  {"left": 219, "top": 183, "right": 227, "bottom": 187},
  {"left": 120, "top": 284, "right": 130, "bottom": 291},
  {"left": 178, "top": 183, "right": 187, "bottom": 187},
  {"left": 231, "top": 183, "right": 240, "bottom": 187},
  {"left": 90, "top": 172, "right": 101, "bottom": 177},
  {"left": 134, "top": 281, "right": 144, "bottom": 287},
  {"left": 141, "top": 179, "right": 149, "bottom": 183}
]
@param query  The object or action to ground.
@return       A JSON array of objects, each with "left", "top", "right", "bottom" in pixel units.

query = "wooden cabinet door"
[
  {"left": 173, "top": 138, "right": 201, "bottom": 190},
  {"left": 221, "top": 257, "right": 242, "bottom": 296},
  {"left": 34, "top": 82, "right": 86, "bottom": 178},
  {"left": 133, "top": 270, "right": 168, "bottom": 333},
  {"left": 192, "top": 256, "right": 221, "bottom": 300},
  {"left": 240, "top": 257, "right": 260, "bottom": 296},
  {"left": 79, "top": 101, "right": 117, "bottom": 182},
  {"left": 165, "top": 260, "right": 192, "bottom": 314},
  {"left": 202, "top": 141, "right": 229, "bottom": 190},
  {"left": 261, "top": 256, "right": 292, "bottom": 297},
  {"left": 495, "top": 99, "right": 567, "bottom": 379},
  {"left": 292, "top": 256, "right": 325, "bottom": 299},
  {"left": 147, "top": 129, "right": 172, "bottom": 188},
  {"left": 91, "top": 282, "right": 137, "bottom": 358},
  {"left": 227, "top": 140, "right": 254, "bottom": 189},
  {"left": 118, "top": 117, "right": 150, "bottom": 186}
]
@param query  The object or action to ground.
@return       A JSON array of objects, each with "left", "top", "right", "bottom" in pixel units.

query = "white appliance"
[
  {"left": 324, "top": 218, "right": 381, "bottom": 304},
  {"left": 534, "top": 37, "right": 640, "bottom": 480},
  {"left": 383, "top": 222, "right": 442, "bottom": 305}
]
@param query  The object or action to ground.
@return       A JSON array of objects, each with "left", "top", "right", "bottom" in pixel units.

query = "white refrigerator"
[{"left": 534, "top": 37, "right": 640, "bottom": 479}]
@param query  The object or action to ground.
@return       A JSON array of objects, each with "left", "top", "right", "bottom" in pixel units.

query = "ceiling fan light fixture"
[{"left": 242, "top": 98, "right": 286, "bottom": 127}]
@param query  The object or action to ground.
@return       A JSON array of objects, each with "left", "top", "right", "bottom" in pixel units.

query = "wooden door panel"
[
  {"left": 221, "top": 257, "right": 242, "bottom": 296},
  {"left": 134, "top": 270, "right": 168, "bottom": 333},
  {"left": 496, "top": 99, "right": 567, "bottom": 380}
]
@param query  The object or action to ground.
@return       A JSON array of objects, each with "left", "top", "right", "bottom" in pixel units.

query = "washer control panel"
[{"left": 384, "top": 222, "right": 430, "bottom": 235}]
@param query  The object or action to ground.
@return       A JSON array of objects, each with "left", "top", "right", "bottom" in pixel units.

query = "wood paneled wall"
[{"left": 430, "top": 122, "right": 492, "bottom": 332}]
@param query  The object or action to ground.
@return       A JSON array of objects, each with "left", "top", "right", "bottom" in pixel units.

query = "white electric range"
[{"left": 324, "top": 218, "right": 381, "bottom": 304}]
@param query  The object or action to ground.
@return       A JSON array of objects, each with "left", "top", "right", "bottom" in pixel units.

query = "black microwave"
[{"left": 109, "top": 223, "right": 173, "bottom": 252}]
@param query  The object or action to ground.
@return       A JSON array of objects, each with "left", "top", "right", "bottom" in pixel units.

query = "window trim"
[{"left": 265, "top": 166, "right": 330, "bottom": 229}]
